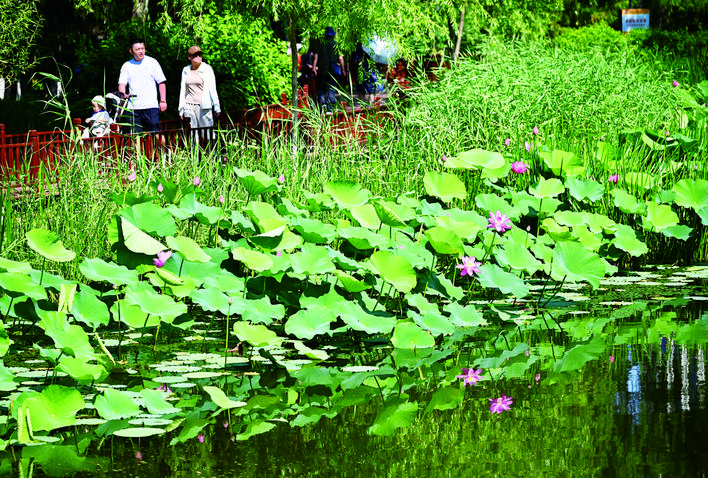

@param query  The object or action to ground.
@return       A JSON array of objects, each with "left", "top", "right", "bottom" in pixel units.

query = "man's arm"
[
  {"left": 118, "top": 83, "right": 127, "bottom": 96},
  {"left": 158, "top": 82, "right": 167, "bottom": 112}
]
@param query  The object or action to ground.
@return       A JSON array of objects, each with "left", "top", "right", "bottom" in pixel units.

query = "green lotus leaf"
[
  {"left": 673, "top": 178, "right": 708, "bottom": 211},
  {"left": 21, "top": 385, "right": 84, "bottom": 432},
  {"left": 232, "top": 321, "right": 283, "bottom": 347},
  {"left": 232, "top": 247, "right": 274, "bottom": 272},
  {"left": 350, "top": 204, "right": 381, "bottom": 229},
  {"left": 71, "top": 288, "right": 109, "bottom": 329},
  {"left": 368, "top": 250, "right": 417, "bottom": 294},
  {"left": 302, "top": 192, "right": 335, "bottom": 212},
  {"left": 581, "top": 212, "right": 617, "bottom": 233},
  {"left": 236, "top": 420, "right": 276, "bottom": 441},
  {"left": 476, "top": 264, "right": 529, "bottom": 298},
  {"left": 661, "top": 224, "right": 692, "bottom": 240},
  {"left": 118, "top": 202, "right": 176, "bottom": 237},
  {"left": 409, "top": 310, "right": 454, "bottom": 336},
  {"left": 434, "top": 215, "right": 480, "bottom": 242},
  {"left": 120, "top": 217, "right": 166, "bottom": 255},
  {"left": 339, "top": 226, "right": 389, "bottom": 250},
  {"left": 611, "top": 189, "right": 645, "bottom": 214},
  {"left": 79, "top": 258, "right": 139, "bottom": 286},
  {"left": 26, "top": 229, "right": 75, "bottom": 263},
  {"left": 529, "top": 177, "right": 566, "bottom": 199},
  {"left": 424, "top": 226, "right": 464, "bottom": 255},
  {"left": 331, "top": 270, "right": 372, "bottom": 293},
  {"left": 284, "top": 306, "right": 335, "bottom": 340},
  {"left": 190, "top": 286, "right": 243, "bottom": 316},
  {"left": 56, "top": 356, "right": 108, "bottom": 382},
  {"left": 114, "top": 427, "right": 166, "bottom": 438},
  {"left": 292, "top": 406, "right": 337, "bottom": 427},
  {"left": 293, "top": 341, "right": 329, "bottom": 361},
  {"left": 642, "top": 202, "right": 679, "bottom": 232},
  {"left": 324, "top": 180, "right": 370, "bottom": 208},
  {"left": 110, "top": 300, "right": 153, "bottom": 329},
  {"left": 374, "top": 200, "right": 415, "bottom": 228},
  {"left": 423, "top": 171, "right": 466, "bottom": 202},
  {"left": 166, "top": 236, "right": 210, "bottom": 263},
  {"left": 140, "top": 389, "right": 182, "bottom": 414},
  {"left": 368, "top": 398, "right": 418, "bottom": 436},
  {"left": 425, "top": 387, "right": 463, "bottom": 414},
  {"left": 95, "top": 388, "right": 141, "bottom": 420},
  {"left": 495, "top": 240, "right": 543, "bottom": 274},
  {"left": 287, "top": 245, "right": 335, "bottom": 275},
  {"left": 623, "top": 172, "right": 656, "bottom": 190},
  {"left": 0, "top": 257, "right": 31, "bottom": 274},
  {"left": 230, "top": 210, "right": 257, "bottom": 234},
  {"left": 289, "top": 216, "right": 337, "bottom": 244},
  {"left": 203, "top": 386, "right": 247, "bottom": 409},
  {"left": 565, "top": 176, "right": 605, "bottom": 202},
  {"left": 443, "top": 302, "right": 485, "bottom": 328},
  {"left": 234, "top": 168, "right": 279, "bottom": 196},
  {"left": 551, "top": 241, "right": 607, "bottom": 288},
  {"left": 244, "top": 201, "right": 286, "bottom": 232},
  {"left": 242, "top": 296, "right": 285, "bottom": 325},
  {"left": 0, "top": 362, "right": 18, "bottom": 391},
  {"left": 390, "top": 321, "right": 434, "bottom": 349},
  {"left": 553, "top": 335, "right": 605, "bottom": 373},
  {"left": 124, "top": 286, "right": 187, "bottom": 324},
  {"left": 451, "top": 148, "right": 504, "bottom": 170},
  {"left": 0, "top": 272, "right": 46, "bottom": 300},
  {"left": 338, "top": 301, "right": 395, "bottom": 334},
  {"left": 572, "top": 226, "right": 603, "bottom": 252},
  {"left": 36, "top": 309, "right": 95, "bottom": 359},
  {"left": 540, "top": 149, "right": 584, "bottom": 176},
  {"left": 675, "top": 316, "right": 708, "bottom": 345},
  {"left": 613, "top": 223, "right": 649, "bottom": 257}
]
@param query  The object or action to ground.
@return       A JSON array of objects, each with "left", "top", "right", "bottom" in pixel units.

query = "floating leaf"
[
  {"left": 113, "top": 428, "right": 166, "bottom": 438},
  {"left": 423, "top": 171, "right": 466, "bottom": 202},
  {"left": 26, "top": 229, "right": 75, "bottom": 262},
  {"left": 203, "top": 386, "right": 247, "bottom": 409},
  {"left": 368, "top": 251, "right": 416, "bottom": 294}
]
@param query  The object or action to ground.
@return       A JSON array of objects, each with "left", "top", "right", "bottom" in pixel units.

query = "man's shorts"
[{"left": 129, "top": 108, "right": 161, "bottom": 133}]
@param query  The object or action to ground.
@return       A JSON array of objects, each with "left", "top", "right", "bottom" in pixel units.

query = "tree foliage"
[{"left": 0, "top": 0, "right": 43, "bottom": 82}]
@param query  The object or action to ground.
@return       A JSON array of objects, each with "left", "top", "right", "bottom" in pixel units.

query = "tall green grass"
[{"left": 2, "top": 37, "right": 706, "bottom": 278}]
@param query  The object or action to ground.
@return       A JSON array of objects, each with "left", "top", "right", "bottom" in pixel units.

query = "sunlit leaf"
[
  {"left": 26, "top": 229, "right": 75, "bottom": 262},
  {"left": 423, "top": 171, "right": 466, "bottom": 202}
]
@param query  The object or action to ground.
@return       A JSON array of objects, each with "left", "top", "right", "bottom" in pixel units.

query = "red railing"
[{"left": 0, "top": 86, "right": 390, "bottom": 184}]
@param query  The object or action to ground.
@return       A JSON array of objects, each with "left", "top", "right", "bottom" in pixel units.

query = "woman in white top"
[{"left": 178, "top": 45, "right": 221, "bottom": 128}]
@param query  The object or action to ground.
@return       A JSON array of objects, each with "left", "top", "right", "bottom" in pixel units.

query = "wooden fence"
[{"left": 0, "top": 86, "right": 390, "bottom": 185}]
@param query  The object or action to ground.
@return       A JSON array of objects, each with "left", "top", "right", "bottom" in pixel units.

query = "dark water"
[{"left": 4, "top": 338, "right": 708, "bottom": 477}]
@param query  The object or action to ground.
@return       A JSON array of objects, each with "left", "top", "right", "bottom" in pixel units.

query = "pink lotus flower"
[
  {"left": 153, "top": 250, "right": 172, "bottom": 268},
  {"left": 135, "top": 451, "right": 143, "bottom": 461},
  {"left": 278, "top": 174, "right": 285, "bottom": 184},
  {"left": 609, "top": 355, "right": 615, "bottom": 363},
  {"left": 511, "top": 161, "right": 528, "bottom": 174},
  {"left": 156, "top": 383, "right": 173, "bottom": 393},
  {"left": 193, "top": 176, "right": 200, "bottom": 186},
  {"left": 504, "top": 138, "right": 511, "bottom": 147},
  {"left": 535, "top": 373, "right": 541, "bottom": 382},
  {"left": 525, "top": 141, "right": 531, "bottom": 152},
  {"left": 197, "top": 433, "right": 205, "bottom": 443},
  {"left": 608, "top": 174, "right": 619, "bottom": 183},
  {"left": 218, "top": 195, "right": 225, "bottom": 205},
  {"left": 532, "top": 126, "right": 539, "bottom": 135},
  {"left": 489, "top": 395, "right": 513, "bottom": 414},
  {"left": 157, "top": 183, "right": 163, "bottom": 193},
  {"left": 456, "top": 368, "right": 482, "bottom": 387},
  {"left": 224, "top": 421, "right": 229, "bottom": 429},
  {"left": 441, "top": 155, "right": 447, "bottom": 162},
  {"left": 456, "top": 256, "right": 482, "bottom": 276},
  {"left": 487, "top": 210, "right": 513, "bottom": 233},
  {"left": 672, "top": 80, "right": 680, "bottom": 87},
  {"left": 127, "top": 171, "right": 137, "bottom": 182}
]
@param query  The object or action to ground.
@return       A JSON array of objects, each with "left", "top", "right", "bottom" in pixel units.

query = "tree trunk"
[
  {"left": 453, "top": 4, "right": 465, "bottom": 63},
  {"left": 133, "top": 0, "right": 149, "bottom": 21},
  {"left": 289, "top": 15, "right": 299, "bottom": 156}
]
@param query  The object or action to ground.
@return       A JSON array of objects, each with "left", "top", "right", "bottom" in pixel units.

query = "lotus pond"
[{"left": 2, "top": 41, "right": 708, "bottom": 475}]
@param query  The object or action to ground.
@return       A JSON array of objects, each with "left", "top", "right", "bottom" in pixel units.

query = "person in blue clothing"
[
  {"left": 178, "top": 45, "right": 221, "bottom": 129},
  {"left": 117, "top": 39, "right": 167, "bottom": 134}
]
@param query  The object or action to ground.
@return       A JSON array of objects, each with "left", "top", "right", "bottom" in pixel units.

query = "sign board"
[{"left": 621, "top": 9, "right": 650, "bottom": 32}]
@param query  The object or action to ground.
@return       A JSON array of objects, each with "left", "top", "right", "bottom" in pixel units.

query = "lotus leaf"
[
  {"left": 233, "top": 322, "right": 283, "bottom": 347},
  {"left": 565, "top": 176, "right": 605, "bottom": 202},
  {"left": 26, "top": 229, "right": 76, "bottom": 263},
  {"left": 140, "top": 389, "right": 182, "bottom": 414},
  {"left": 673, "top": 178, "right": 708, "bottom": 211},
  {"left": 368, "top": 250, "right": 416, "bottom": 294},
  {"left": 324, "top": 180, "right": 371, "bottom": 208},
  {"left": 424, "top": 226, "right": 464, "bottom": 255},
  {"left": 368, "top": 397, "right": 418, "bottom": 436},
  {"left": 390, "top": 321, "right": 434, "bottom": 349},
  {"left": 118, "top": 202, "right": 176, "bottom": 236},
  {"left": 374, "top": 200, "right": 415, "bottom": 228},
  {"left": 20, "top": 385, "right": 84, "bottom": 432},
  {"left": 425, "top": 387, "right": 463, "bottom": 414},
  {"left": 540, "top": 149, "right": 584, "bottom": 176},
  {"left": 613, "top": 224, "right": 649, "bottom": 257},
  {"left": 285, "top": 306, "right": 335, "bottom": 339},
  {"left": 450, "top": 148, "right": 504, "bottom": 170},
  {"left": 643, "top": 202, "right": 679, "bottom": 232},
  {"left": 476, "top": 264, "right": 529, "bottom": 298},
  {"left": 95, "top": 389, "right": 141, "bottom": 420},
  {"left": 349, "top": 204, "right": 381, "bottom": 229},
  {"left": 234, "top": 168, "right": 280, "bottom": 196},
  {"left": 530, "top": 177, "right": 566, "bottom": 199},
  {"left": 120, "top": 217, "right": 166, "bottom": 255},
  {"left": 550, "top": 241, "right": 607, "bottom": 288},
  {"left": 166, "top": 236, "right": 210, "bottom": 263},
  {"left": 423, "top": 171, "right": 466, "bottom": 202}
]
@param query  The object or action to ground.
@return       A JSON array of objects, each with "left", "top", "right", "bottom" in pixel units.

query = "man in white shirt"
[{"left": 118, "top": 40, "right": 167, "bottom": 133}]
